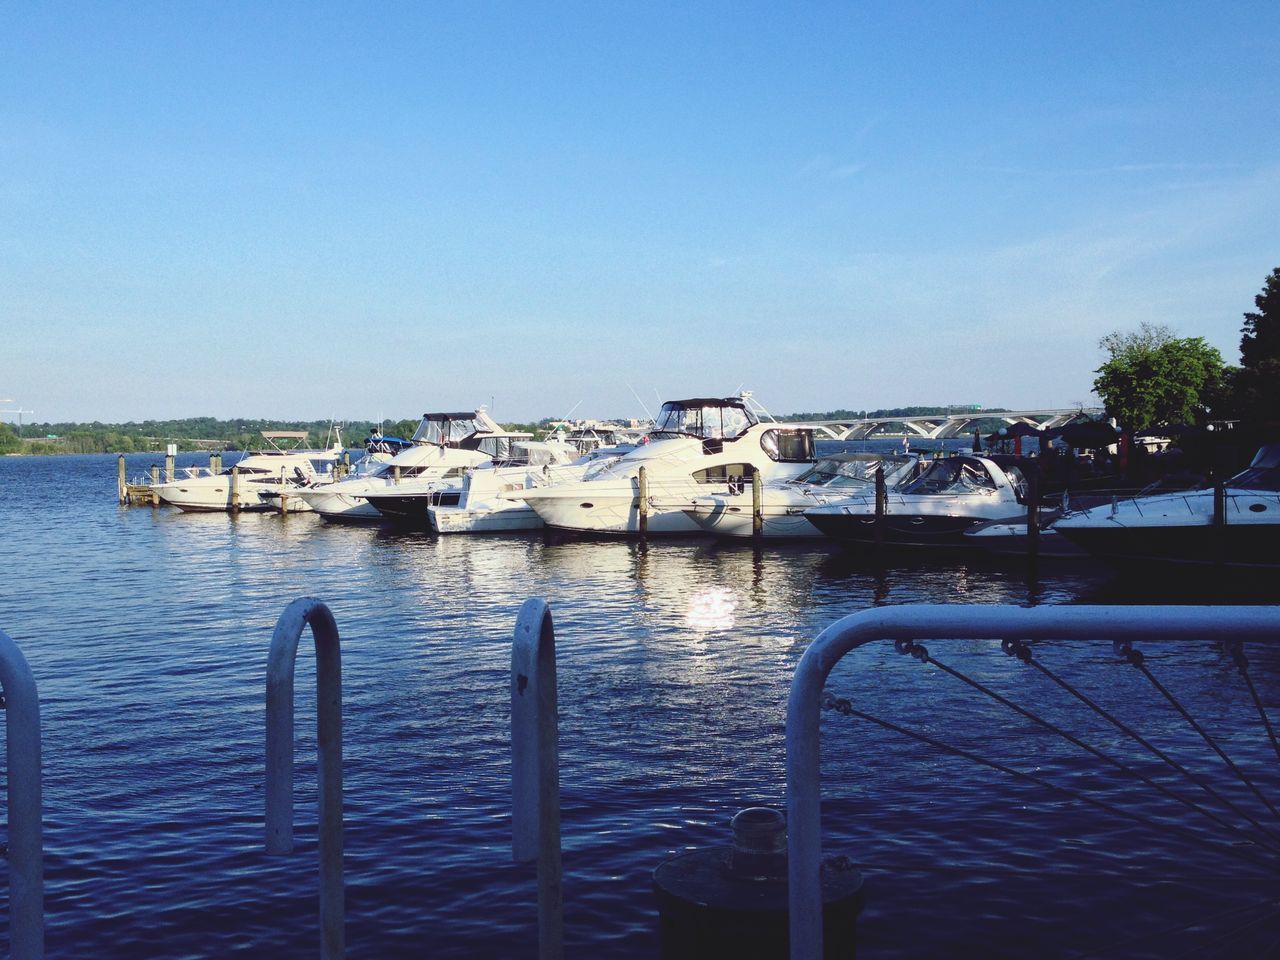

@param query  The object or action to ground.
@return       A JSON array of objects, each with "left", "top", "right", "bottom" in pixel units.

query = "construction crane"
[{"left": 0, "top": 401, "right": 35, "bottom": 430}]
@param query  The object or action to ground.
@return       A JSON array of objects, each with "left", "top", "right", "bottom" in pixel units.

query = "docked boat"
[
  {"left": 1052, "top": 444, "right": 1280, "bottom": 567},
  {"left": 362, "top": 427, "right": 541, "bottom": 527},
  {"left": 429, "top": 440, "right": 626, "bottom": 534},
  {"left": 287, "top": 410, "right": 507, "bottom": 522},
  {"left": 804, "top": 454, "right": 1030, "bottom": 547},
  {"left": 683, "top": 452, "right": 920, "bottom": 539},
  {"left": 151, "top": 431, "right": 343, "bottom": 513},
  {"left": 517, "top": 395, "right": 819, "bottom": 536}
]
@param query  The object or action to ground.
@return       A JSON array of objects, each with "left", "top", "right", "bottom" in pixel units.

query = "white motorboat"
[
  {"left": 1052, "top": 443, "right": 1280, "bottom": 567},
  {"left": 428, "top": 440, "right": 622, "bottom": 534},
  {"left": 517, "top": 395, "right": 818, "bottom": 536},
  {"left": 287, "top": 410, "right": 507, "bottom": 522},
  {"left": 683, "top": 452, "right": 920, "bottom": 539},
  {"left": 362, "top": 427, "right": 541, "bottom": 526},
  {"left": 804, "top": 455, "right": 1030, "bottom": 547},
  {"left": 151, "top": 431, "right": 343, "bottom": 513}
]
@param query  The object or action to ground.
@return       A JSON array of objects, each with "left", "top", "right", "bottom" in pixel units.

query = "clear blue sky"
[{"left": 3, "top": 1, "right": 1277, "bottom": 424}]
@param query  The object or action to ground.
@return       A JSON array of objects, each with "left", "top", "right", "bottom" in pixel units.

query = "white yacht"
[
  {"left": 287, "top": 410, "right": 508, "bottom": 522},
  {"left": 683, "top": 452, "right": 920, "bottom": 539},
  {"left": 1052, "top": 443, "right": 1280, "bottom": 567},
  {"left": 517, "top": 396, "right": 819, "bottom": 536},
  {"left": 151, "top": 432, "right": 343, "bottom": 513},
  {"left": 804, "top": 455, "right": 1030, "bottom": 547},
  {"left": 428, "top": 440, "right": 619, "bottom": 534},
  {"left": 361, "top": 427, "right": 541, "bottom": 526}
]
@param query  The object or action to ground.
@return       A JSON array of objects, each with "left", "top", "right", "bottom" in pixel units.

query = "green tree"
[
  {"left": 0, "top": 422, "right": 18, "bottom": 454},
  {"left": 1231, "top": 267, "right": 1280, "bottom": 424},
  {"left": 1093, "top": 322, "right": 1227, "bottom": 431}
]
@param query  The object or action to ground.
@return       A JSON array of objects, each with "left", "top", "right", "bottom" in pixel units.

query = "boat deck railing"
[{"left": 785, "top": 604, "right": 1280, "bottom": 960}]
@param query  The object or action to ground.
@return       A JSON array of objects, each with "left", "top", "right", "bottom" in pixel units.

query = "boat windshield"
[
  {"left": 650, "top": 400, "right": 758, "bottom": 440},
  {"left": 1230, "top": 444, "right": 1280, "bottom": 491},
  {"left": 793, "top": 457, "right": 884, "bottom": 488},
  {"left": 899, "top": 458, "right": 997, "bottom": 495},
  {"left": 412, "top": 414, "right": 486, "bottom": 446}
]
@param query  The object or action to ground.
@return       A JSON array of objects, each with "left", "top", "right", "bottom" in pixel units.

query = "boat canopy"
[
  {"left": 792, "top": 453, "right": 913, "bottom": 488},
  {"left": 899, "top": 457, "right": 1000, "bottom": 495},
  {"left": 411, "top": 410, "right": 501, "bottom": 447},
  {"left": 652, "top": 398, "right": 758, "bottom": 441}
]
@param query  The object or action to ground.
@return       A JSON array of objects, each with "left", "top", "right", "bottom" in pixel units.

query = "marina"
[{"left": 3, "top": 451, "right": 1280, "bottom": 957}]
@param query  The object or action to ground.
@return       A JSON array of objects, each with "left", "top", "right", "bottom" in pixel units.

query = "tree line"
[{"left": 1093, "top": 266, "right": 1279, "bottom": 435}]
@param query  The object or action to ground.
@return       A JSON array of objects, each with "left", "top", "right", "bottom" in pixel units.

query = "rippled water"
[{"left": 1, "top": 453, "right": 1279, "bottom": 958}]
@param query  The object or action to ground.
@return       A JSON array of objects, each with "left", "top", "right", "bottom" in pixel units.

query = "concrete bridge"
[{"left": 799, "top": 408, "right": 1105, "bottom": 441}]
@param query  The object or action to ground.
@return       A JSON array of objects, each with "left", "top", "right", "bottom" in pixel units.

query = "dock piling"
[{"left": 751, "top": 471, "right": 763, "bottom": 540}]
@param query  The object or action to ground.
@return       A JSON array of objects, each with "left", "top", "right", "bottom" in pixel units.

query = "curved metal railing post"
[
  {"left": 786, "top": 603, "right": 1280, "bottom": 960},
  {"left": 0, "top": 628, "right": 43, "bottom": 959},
  {"left": 511, "top": 598, "right": 564, "bottom": 960},
  {"left": 265, "top": 598, "right": 344, "bottom": 959}
]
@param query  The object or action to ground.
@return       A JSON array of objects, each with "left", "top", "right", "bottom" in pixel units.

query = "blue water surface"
[{"left": 1, "top": 452, "right": 1278, "bottom": 958}]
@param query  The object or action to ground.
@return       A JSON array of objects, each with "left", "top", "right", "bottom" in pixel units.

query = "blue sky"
[{"left": 2, "top": 2, "right": 1277, "bottom": 424}]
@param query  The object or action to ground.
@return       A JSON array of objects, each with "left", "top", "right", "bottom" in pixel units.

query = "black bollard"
[{"left": 653, "top": 807, "right": 863, "bottom": 959}]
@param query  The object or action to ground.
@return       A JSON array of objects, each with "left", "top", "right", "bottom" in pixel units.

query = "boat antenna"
[
  {"left": 626, "top": 383, "right": 654, "bottom": 421},
  {"left": 556, "top": 399, "right": 584, "bottom": 427}
]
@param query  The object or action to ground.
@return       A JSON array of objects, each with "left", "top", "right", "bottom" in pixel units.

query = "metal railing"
[
  {"left": 265, "top": 598, "right": 344, "bottom": 959},
  {"left": 0, "top": 628, "right": 43, "bottom": 959},
  {"left": 785, "top": 603, "right": 1280, "bottom": 960},
  {"left": 511, "top": 598, "right": 564, "bottom": 960}
]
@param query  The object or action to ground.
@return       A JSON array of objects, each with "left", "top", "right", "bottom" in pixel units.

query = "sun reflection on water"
[{"left": 683, "top": 586, "right": 738, "bottom": 633}]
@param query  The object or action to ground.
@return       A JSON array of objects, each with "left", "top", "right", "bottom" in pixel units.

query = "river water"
[{"left": 1, "top": 452, "right": 1278, "bottom": 958}]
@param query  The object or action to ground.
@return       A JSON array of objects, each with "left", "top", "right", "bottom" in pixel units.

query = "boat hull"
[
  {"left": 684, "top": 502, "right": 823, "bottom": 538},
  {"left": 366, "top": 490, "right": 463, "bottom": 526},
  {"left": 1054, "top": 523, "right": 1278, "bottom": 567},
  {"left": 524, "top": 489, "right": 703, "bottom": 535},
  {"left": 430, "top": 503, "right": 544, "bottom": 534},
  {"left": 806, "top": 509, "right": 989, "bottom": 546}
]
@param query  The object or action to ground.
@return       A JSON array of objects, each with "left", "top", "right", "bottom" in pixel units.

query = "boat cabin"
[{"left": 651, "top": 398, "right": 760, "bottom": 442}]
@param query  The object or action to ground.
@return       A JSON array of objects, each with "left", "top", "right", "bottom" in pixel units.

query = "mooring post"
[
  {"left": 1025, "top": 462, "right": 1040, "bottom": 558},
  {"left": 0, "top": 628, "right": 44, "bottom": 959},
  {"left": 265, "top": 598, "right": 344, "bottom": 960},
  {"left": 874, "top": 466, "right": 886, "bottom": 546},
  {"left": 211, "top": 452, "right": 222, "bottom": 475},
  {"left": 512, "top": 598, "right": 564, "bottom": 960},
  {"left": 751, "top": 470, "right": 763, "bottom": 540},
  {"left": 164, "top": 447, "right": 176, "bottom": 483},
  {"left": 117, "top": 455, "right": 127, "bottom": 504},
  {"left": 1213, "top": 477, "right": 1227, "bottom": 568},
  {"left": 230, "top": 466, "right": 240, "bottom": 513},
  {"left": 637, "top": 466, "right": 649, "bottom": 538}
]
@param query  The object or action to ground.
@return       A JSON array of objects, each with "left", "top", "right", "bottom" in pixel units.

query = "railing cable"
[
  {"left": 894, "top": 639, "right": 1280, "bottom": 853},
  {"left": 1119, "top": 640, "right": 1280, "bottom": 822},
  {"left": 822, "top": 692, "right": 1280, "bottom": 875},
  {"left": 1223, "top": 638, "right": 1280, "bottom": 765},
  {"left": 1007, "top": 640, "right": 1280, "bottom": 846},
  {"left": 1169, "top": 901, "right": 1280, "bottom": 960}
]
